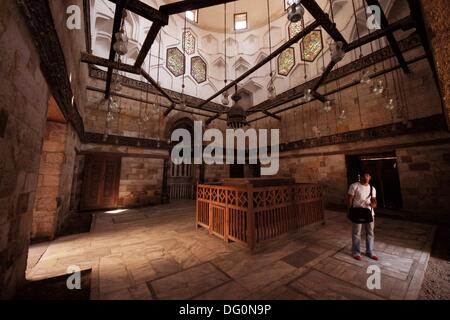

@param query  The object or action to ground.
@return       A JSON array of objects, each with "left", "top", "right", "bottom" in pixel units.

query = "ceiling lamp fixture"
[
  {"left": 304, "top": 88, "right": 313, "bottom": 102},
  {"left": 323, "top": 100, "right": 333, "bottom": 113},
  {"left": 227, "top": 86, "right": 248, "bottom": 129},
  {"left": 337, "top": 109, "right": 346, "bottom": 124},
  {"left": 330, "top": 41, "right": 345, "bottom": 63},
  {"left": 267, "top": 0, "right": 277, "bottom": 100},
  {"left": 222, "top": 3, "right": 230, "bottom": 106},
  {"left": 372, "top": 79, "right": 385, "bottom": 96},
  {"left": 287, "top": 0, "right": 305, "bottom": 23},
  {"left": 385, "top": 98, "right": 395, "bottom": 111},
  {"left": 360, "top": 70, "right": 373, "bottom": 86}
]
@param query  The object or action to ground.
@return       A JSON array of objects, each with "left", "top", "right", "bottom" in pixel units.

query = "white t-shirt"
[{"left": 348, "top": 182, "right": 376, "bottom": 216}]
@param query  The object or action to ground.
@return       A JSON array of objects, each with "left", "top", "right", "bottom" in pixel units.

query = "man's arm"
[
  {"left": 370, "top": 187, "right": 377, "bottom": 208},
  {"left": 370, "top": 197, "right": 377, "bottom": 208},
  {"left": 347, "top": 184, "right": 355, "bottom": 208},
  {"left": 348, "top": 195, "right": 354, "bottom": 209}
]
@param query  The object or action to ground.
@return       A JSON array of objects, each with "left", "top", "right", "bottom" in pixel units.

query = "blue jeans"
[{"left": 352, "top": 220, "right": 375, "bottom": 256}]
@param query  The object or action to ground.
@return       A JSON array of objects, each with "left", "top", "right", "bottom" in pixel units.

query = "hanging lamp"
[
  {"left": 267, "top": 0, "right": 276, "bottom": 100},
  {"left": 222, "top": 4, "right": 230, "bottom": 106}
]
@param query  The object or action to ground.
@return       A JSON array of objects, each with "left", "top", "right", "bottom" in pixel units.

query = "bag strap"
[
  {"left": 352, "top": 184, "right": 372, "bottom": 208},
  {"left": 351, "top": 185, "right": 358, "bottom": 208}
]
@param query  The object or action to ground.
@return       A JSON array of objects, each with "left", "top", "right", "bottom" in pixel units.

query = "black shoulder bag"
[{"left": 348, "top": 185, "right": 374, "bottom": 224}]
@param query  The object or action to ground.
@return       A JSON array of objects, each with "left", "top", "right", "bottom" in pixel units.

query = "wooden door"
[{"left": 81, "top": 154, "right": 121, "bottom": 210}]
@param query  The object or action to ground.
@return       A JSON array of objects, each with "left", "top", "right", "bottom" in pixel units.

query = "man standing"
[{"left": 348, "top": 171, "right": 379, "bottom": 261}]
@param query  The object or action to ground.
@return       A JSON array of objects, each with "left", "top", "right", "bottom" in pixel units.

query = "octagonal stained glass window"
[
  {"left": 191, "top": 56, "right": 207, "bottom": 84},
  {"left": 277, "top": 47, "right": 295, "bottom": 76},
  {"left": 166, "top": 47, "right": 185, "bottom": 77},
  {"left": 288, "top": 21, "right": 302, "bottom": 39},
  {"left": 301, "top": 30, "right": 323, "bottom": 62},
  {"left": 183, "top": 30, "right": 196, "bottom": 55}
]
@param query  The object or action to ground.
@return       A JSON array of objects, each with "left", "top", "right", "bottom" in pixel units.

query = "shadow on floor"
[{"left": 15, "top": 269, "right": 91, "bottom": 300}]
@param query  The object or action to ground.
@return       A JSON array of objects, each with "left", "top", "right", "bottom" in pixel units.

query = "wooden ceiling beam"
[
  {"left": 365, "top": 0, "right": 410, "bottom": 73},
  {"left": 108, "top": 0, "right": 168, "bottom": 25},
  {"left": 81, "top": 52, "right": 140, "bottom": 74},
  {"left": 301, "top": 0, "right": 348, "bottom": 46},
  {"left": 134, "top": 22, "right": 162, "bottom": 68},
  {"left": 197, "top": 20, "right": 321, "bottom": 109}
]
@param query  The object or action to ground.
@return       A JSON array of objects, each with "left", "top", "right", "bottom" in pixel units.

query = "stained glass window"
[
  {"left": 191, "top": 56, "right": 207, "bottom": 83},
  {"left": 301, "top": 30, "right": 323, "bottom": 62},
  {"left": 277, "top": 47, "right": 295, "bottom": 76},
  {"left": 183, "top": 30, "right": 195, "bottom": 55},
  {"left": 288, "top": 21, "right": 302, "bottom": 39},
  {"left": 166, "top": 47, "right": 185, "bottom": 77}
]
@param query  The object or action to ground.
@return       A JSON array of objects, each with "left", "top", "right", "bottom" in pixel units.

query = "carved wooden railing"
[{"left": 196, "top": 183, "right": 324, "bottom": 250}]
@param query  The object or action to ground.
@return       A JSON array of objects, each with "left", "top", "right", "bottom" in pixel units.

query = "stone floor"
[{"left": 26, "top": 201, "right": 436, "bottom": 300}]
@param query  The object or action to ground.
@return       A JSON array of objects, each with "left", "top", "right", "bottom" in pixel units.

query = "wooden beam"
[
  {"left": 134, "top": 22, "right": 162, "bottom": 68},
  {"left": 163, "top": 103, "right": 177, "bottom": 117},
  {"left": 197, "top": 20, "right": 321, "bottom": 109},
  {"left": 248, "top": 32, "right": 420, "bottom": 115},
  {"left": 159, "top": 0, "right": 237, "bottom": 15},
  {"left": 407, "top": 0, "right": 447, "bottom": 125},
  {"left": 86, "top": 86, "right": 221, "bottom": 119},
  {"left": 205, "top": 113, "right": 223, "bottom": 125},
  {"left": 105, "top": 0, "right": 129, "bottom": 99},
  {"left": 345, "top": 16, "right": 414, "bottom": 52},
  {"left": 301, "top": 0, "right": 347, "bottom": 46},
  {"left": 262, "top": 110, "right": 281, "bottom": 121},
  {"left": 108, "top": 0, "right": 168, "bottom": 25},
  {"left": 249, "top": 55, "right": 426, "bottom": 123},
  {"left": 140, "top": 69, "right": 175, "bottom": 105},
  {"left": 365, "top": 0, "right": 410, "bottom": 73},
  {"left": 313, "top": 61, "right": 337, "bottom": 92},
  {"left": 81, "top": 52, "right": 140, "bottom": 74}
]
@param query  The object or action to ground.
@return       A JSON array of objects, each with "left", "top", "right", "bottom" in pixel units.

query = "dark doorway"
[
  {"left": 346, "top": 152, "right": 403, "bottom": 210},
  {"left": 80, "top": 154, "right": 121, "bottom": 211}
]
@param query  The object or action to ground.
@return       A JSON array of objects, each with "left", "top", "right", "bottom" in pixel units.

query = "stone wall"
[
  {"left": 204, "top": 164, "right": 230, "bottom": 183},
  {"left": 80, "top": 143, "right": 168, "bottom": 208},
  {"left": 32, "top": 120, "right": 80, "bottom": 240},
  {"left": 253, "top": 54, "right": 442, "bottom": 145},
  {"left": 279, "top": 154, "right": 347, "bottom": 210},
  {"left": 278, "top": 130, "right": 450, "bottom": 222},
  {"left": 0, "top": 0, "right": 49, "bottom": 299},
  {"left": 397, "top": 143, "right": 450, "bottom": 224},
  {"left": 32, "top": 121, "right": 67, "bottom": 240},
  {"left": 49, "top": 0, "right": 88, "bottom": 118},
  {"left": 84, "top": 77, "right": 227, "bottom": 140},
  {"left": 119, "top": 157, "right": 164, "bottom": 207},
  {"left": 421, "top": 0, "right": 450, "bottom": 130}
]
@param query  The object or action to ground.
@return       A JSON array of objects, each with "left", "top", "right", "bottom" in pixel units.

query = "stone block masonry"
[
  {"left": 31, "top": 121, "right": 80, "bottom": 240},
  {"left": 119, "top": 157, "right": 165, "bottom": 207},
  {"left": 0, "top": 0, "right": 50, "bottom": 299},
  {"left": 397, "top": 143, "right": 450, "bottom": 224}
]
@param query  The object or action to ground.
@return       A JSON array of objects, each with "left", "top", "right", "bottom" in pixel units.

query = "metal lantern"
[
  {"left": 113, "top": 28, "right": 129, "bottom": 56},
  {"left": 227, "top": 92, "right": 248, "bottom": 129},
  {"left": 287, "top": 0, "right": 305, "bottom": 23}
]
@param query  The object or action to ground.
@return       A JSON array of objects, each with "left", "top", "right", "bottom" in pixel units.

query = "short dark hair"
[{"left": 361, "top": 170, "right": 371, "bottom": 176}]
